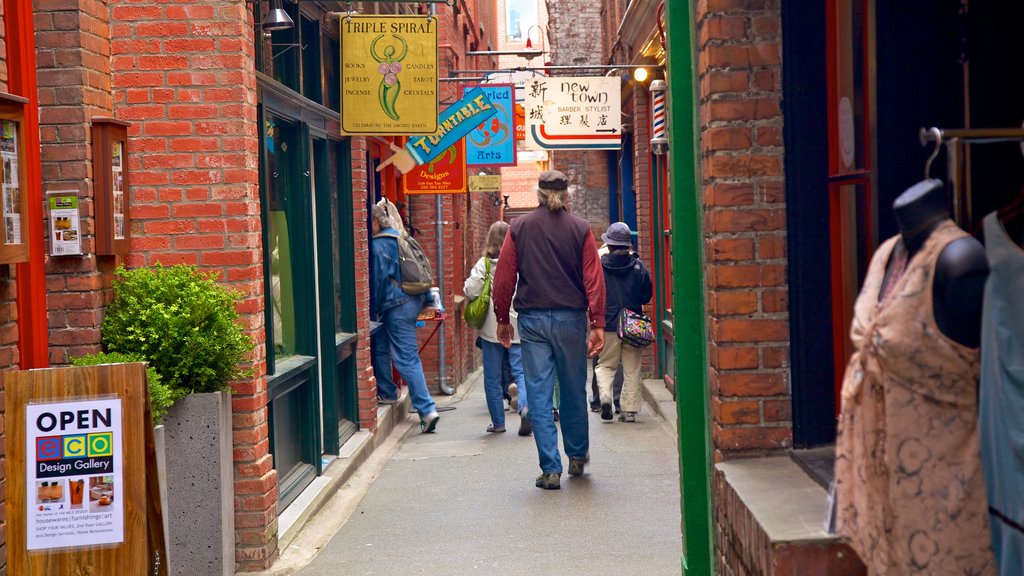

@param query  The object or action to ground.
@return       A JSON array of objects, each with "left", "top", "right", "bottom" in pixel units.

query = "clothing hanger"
[{"left": 922, "top": 127, "right": 942, "bottom": 179}]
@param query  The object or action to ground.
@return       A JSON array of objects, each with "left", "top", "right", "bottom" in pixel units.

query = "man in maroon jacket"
[{"left": 492, "top": 169, "right": 606, "bottom": 490}]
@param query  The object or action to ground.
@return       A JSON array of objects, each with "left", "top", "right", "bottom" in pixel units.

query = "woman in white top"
[{"left": 464, "top": 221, "right": 531, "bottom": 436}]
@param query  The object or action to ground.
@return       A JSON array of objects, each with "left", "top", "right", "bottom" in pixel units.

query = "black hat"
[{"left": 537, "top": 169, "right": 568, "bottom": 191}]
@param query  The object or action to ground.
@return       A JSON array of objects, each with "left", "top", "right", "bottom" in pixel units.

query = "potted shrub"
[
  {"left": 70, "top": 351, "right": 182, "bottom": 424},
  {"left": 100, "top": 263, "right": 253, "bottom": 576}
]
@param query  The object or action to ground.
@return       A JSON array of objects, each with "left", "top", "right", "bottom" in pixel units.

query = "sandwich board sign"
[
  {"left": 523, "top": 76, "right": 622, "bottom": 150},
  {"left": 5, "top": 364, "right": 167, "bottom": 575}
]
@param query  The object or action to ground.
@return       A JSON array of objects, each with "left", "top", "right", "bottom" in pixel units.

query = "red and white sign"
[{"left": 523, "top": 76, "right": 621, "bottom": 150}]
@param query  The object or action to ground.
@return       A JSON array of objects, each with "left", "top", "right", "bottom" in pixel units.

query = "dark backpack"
[{"left": 375, "top": 231, "right": 433, "bottom": 295}]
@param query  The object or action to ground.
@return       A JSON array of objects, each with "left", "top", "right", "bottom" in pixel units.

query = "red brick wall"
[
  {"left": 698, "top": 1, "right": 791, "bottom": 460},
  {"left": 35, "top": 0, "right": 115, "bottom": 367},
  {"left": 106, "top": 0, "right": 275, "bottom": 569},
  {"left": 350, "top": 137, "right": 380, "bottom": 430},
  {"left": 545, "top": 0, "right": 610, "bottom": 235}
]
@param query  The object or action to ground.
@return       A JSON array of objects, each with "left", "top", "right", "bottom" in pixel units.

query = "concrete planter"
[
  {"left": 162, "top": 392, "right": 235, "bottom": 576},
  {"left": 153, "top": 424, "right": 169, "bottom": 556}
]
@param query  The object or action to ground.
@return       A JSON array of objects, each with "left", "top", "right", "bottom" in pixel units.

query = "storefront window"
[{"left": 265, "top": 117, "right": 301, "bottom": 358}]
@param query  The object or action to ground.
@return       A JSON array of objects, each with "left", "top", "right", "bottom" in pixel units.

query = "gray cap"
[
  {"left": 537, "top": 169, "right": 569, "bottom": 191},
  {"left": 601, "top": 222, "right": 633, "bottom": 247}
]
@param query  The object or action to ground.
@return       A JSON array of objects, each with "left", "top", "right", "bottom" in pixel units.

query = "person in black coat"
[{"left": 594, "top": 222, "right": 653, "bottom": 423}]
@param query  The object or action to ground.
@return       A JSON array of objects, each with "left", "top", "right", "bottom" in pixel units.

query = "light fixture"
[
  {"left": 632, "top": 67, "right": 649, "bottom": 83},
  {"left": 524, "top": 25, "right": 546, "bottom": 52},
  {"left": 263, "top": 0, "right": 294, "bottom": 32}
]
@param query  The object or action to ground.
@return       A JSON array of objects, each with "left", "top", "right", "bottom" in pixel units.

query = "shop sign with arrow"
[{"left": 523, "top": 76, "right": 621, "bottom": 150}]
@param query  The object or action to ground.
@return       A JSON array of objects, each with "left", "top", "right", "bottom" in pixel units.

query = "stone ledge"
[
  {"left": 642, "top": 378, "right": 677, "bottom": 431},
  {"left": 715, "top": 456, "right": 865, "bottom": 575}
]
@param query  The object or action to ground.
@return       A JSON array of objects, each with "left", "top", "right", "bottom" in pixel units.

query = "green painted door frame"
[{"left": 663, "top": 1, "right": 716, "bottom": 574}]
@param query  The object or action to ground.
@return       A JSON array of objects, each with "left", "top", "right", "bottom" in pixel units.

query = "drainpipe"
[
  {"left": 664, "top": 0, "right": 715, "bottom": 574},
  {"left": 435, "top": 195, "right": 454, "bottom": 395}
]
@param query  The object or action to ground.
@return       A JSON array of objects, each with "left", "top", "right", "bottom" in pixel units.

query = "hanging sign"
[
  {"left": 469, "top": 174, "right": 501, "bottom": 193},
  {"left": 340, "top": 15, "right": 438, "bottom": 136},
  {"left": 26, "top": 398, "right": 125, "bottom": 551},
  {"left": 378, "top": 87, "right": 497, "bottom": 174},
  {"left": 403, "top": 137, "right": 467, "bottom": 194},
  {"left": 514, "top": 103, "right": 526, "bottom": 141},
  {"left": 464, "top": 84, "right": 516, "bottom": 167},
  {"left": 524, "top": 76, "right": 622, "bottom": 150}
]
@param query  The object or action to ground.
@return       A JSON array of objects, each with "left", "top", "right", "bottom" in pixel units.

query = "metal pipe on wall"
[{"left": 435, "top": 195, "right": 454, "bottom": 395}]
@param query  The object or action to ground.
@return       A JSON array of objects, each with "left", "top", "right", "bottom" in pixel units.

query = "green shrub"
[
  {"left": 102, "top": 264, "right": 254, "bottom": 396},
  {"left": 70, "top": 352, "right": 184, "bottom": 424}
]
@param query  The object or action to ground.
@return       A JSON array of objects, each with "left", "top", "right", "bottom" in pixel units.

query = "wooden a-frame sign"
[{"left": 4, "top": 363, "right": 167, "bottom": 575}]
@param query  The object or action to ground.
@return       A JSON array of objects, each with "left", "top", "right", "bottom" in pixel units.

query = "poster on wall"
[
  {"left": 523, "top": 76, "right": 622, "bottom": 151},
  {"left": 340, "top": 15, "right": 438, "bottom": 136},
  {"left": 48, "top": 192, "right": 82, "bottom": 256},
  {"left": 25, "top": 399, "right": 124, "bottom": 551},
  {"left": 112, "top": 141, "right": 126, "bottom": 240},
  {"left": 402, "top": 137, "right": 467, "bottom": 194},
  {"left": 465, "top": 84, "right": 516, "bottom": 167},
  {"left": 1, "top": 119, "right": 22, "bottom": 245}
]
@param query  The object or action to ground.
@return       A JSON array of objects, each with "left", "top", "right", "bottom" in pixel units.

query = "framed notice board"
[
  {"left": 92, "top": 117, "right": 131, "bottom": 256},
  {"left": 0, "top": 92, "right": 30, "bottom": 264}
]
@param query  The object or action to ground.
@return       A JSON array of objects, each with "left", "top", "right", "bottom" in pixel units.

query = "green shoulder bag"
[{"left": 463, "top": 257, "right": 491, "bottom": 330}]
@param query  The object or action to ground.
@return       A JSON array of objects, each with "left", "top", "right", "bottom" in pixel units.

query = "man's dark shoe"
[
  {"left": 518, "top": 410, "right": 532, "bottom": 436},
  {"left": 377, "top": 396, "right": 398, "bottom": 405},
  {"left": 614, "top": 400, "right": 621, "bottom": 414},
  {"left": 600, "top": 402, "right": 613, "bottom": 421},
  {"left": 568, "top": 456, "right": 589, "bottom": 477},
  {"left": 589, "top": 400, "right": 600, "bottom": 412},
  {"left": 535, "top": 472, "right": 560, "bottom": 490}
]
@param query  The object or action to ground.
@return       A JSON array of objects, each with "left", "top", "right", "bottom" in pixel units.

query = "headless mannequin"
[{"left": 879, "top": 179, "right": 989, "bottom": 348}]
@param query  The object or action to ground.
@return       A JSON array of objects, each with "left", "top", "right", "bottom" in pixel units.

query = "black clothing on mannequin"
[{"left": 881, "top": 179, "right": 989, "bottom": 348}]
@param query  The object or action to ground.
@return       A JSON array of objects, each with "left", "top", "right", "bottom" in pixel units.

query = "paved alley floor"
[{"left": 282, "top": 370, "right": 683, "bottom": 576}]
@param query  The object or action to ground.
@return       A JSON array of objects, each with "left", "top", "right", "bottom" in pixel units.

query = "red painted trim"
[
  {"left": 7, "top": 0, "right": 49, "bottom": 368},
  {"left": 825, "top": 0, "right": 840, "bottom": 175}
]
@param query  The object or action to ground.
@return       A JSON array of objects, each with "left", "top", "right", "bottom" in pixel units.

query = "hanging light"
[
  {"left": 263, "top": 0, "right": 294, "bottom": 32},
  {"left": 633, "top": 67, "right": 649, "bottom": 83}
]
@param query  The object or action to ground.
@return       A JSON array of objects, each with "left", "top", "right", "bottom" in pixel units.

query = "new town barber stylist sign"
[{"left": 26, "top": 399, "right": 124, "bottom": 550}]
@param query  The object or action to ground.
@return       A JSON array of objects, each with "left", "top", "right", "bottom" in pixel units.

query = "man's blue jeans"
[
  {"left": 518, "top": 309, "right": 589, "bottom": 475},
  {"left": 372, "top": 323, "right": 398, "bottom": 400},
  {"left": 481, "top": 341, "right": 528, "bottom": 427},
  {"left": 381, "top": 295, "right": 436, "bottom": 416}
]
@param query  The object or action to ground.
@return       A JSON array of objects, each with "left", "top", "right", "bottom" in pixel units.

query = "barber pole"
[{"left": 649, "top": 79, "right": 668, "bottom": 154}]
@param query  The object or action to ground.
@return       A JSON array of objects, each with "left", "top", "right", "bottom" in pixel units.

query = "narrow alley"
[{"left": 265, "top": 368, "right": 682, "bottom": 575}]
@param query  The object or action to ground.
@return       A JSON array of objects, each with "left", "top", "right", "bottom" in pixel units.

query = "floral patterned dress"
[{"left": 835, "top": 220, "right": 996, "bottom": 575}]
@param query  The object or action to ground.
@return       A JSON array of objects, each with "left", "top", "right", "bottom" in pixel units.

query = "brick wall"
[
  {"left": 545, "top": 0, "right": 610, "bottom": 235},
  {"left": 106, "top": 0, "right": 275, "bottom": 569},
  {"left": 698, "top": 1, "right": 791, "bottom": 460},
  {"left": 35, "top": 0, "right": 114, "bottom": 367},
  {"left": 350, "top": 137, "right": 379, "bottom": 430}
]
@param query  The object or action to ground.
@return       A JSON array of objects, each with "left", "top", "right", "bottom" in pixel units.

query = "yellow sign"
[
  {"left": 340, "top": 15, "right": 438, "bottom": 135},
  {"left": 469, "top": 175, "right": 501, "bottom": 193}
]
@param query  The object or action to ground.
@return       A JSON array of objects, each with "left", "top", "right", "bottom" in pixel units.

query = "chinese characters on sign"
[
  {"left": 26, "top": 399, "right": 125, "bottom": 551},
  {"left": 523, "top": 76, "right": 622, "bottom": 150},
  {"left": 340, "top": 15, "right": 438, "bottom": 135}
]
